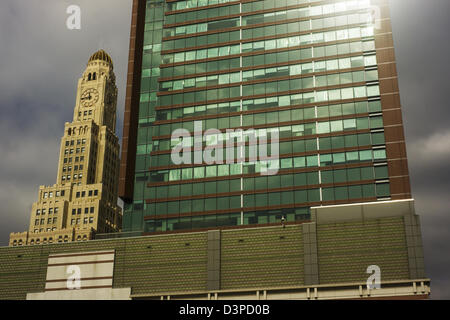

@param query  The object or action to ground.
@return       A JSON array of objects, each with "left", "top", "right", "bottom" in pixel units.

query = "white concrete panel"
[
  {"left": 27, "top": 288, "right": 131, "bottom": 300},
  {"left": 46, "top": 262, "right": 114, "bottom": 281}
]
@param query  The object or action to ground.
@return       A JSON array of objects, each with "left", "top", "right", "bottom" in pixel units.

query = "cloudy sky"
[{"left": 0, "top": 0, "right": 449, "bottom": 299}]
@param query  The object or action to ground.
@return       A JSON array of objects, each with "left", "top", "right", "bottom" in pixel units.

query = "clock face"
[{"left": 80, "top": 88, "right": 99, "bottom": 107}]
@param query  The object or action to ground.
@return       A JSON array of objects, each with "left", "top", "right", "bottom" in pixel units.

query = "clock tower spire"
[
  {"left": 74, "top": 49, "right": 118, "bottom": 132},
  {"left": 9, "top": 50, "right": 122, "bottom": 246}
]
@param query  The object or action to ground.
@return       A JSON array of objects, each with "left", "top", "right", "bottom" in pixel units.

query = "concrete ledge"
[
  {"left": 311, "top": 199, "right": 416, "bottom": 224},
  {"left": 27, "top": 287, "right": 131, "bottom": 300},
  {"left": 131, "top": 279, "right": 430, "bottom": 300}
]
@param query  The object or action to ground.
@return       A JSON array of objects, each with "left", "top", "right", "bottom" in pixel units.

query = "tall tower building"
[
  {"left": 10, "top": 50, "right": 122, "bottom": 246},
  {"left": 119, "top": 0, "right": 415, "bottom": 235}
]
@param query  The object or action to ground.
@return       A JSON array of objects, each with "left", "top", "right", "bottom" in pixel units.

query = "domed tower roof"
[{"left": 88, "top": 49, "right": 113, "bottom": 68}]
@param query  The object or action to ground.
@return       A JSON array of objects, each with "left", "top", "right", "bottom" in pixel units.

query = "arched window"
[
  {"left": 88, "top": 73, "right": 92, "bottom": 81},
  {"left": 93, "top": 72, "right": 97, "bottom": 80}
]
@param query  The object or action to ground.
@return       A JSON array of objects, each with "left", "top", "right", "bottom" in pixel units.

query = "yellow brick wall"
[{"left": 317, "top": 217, "right": 409, "bottom": 284}]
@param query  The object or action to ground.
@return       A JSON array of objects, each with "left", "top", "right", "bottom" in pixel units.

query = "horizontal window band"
[
  {"left": 159, "top": 38, "right": 369, "bottom": 67},
  {"left": 165, "top": 0, "right": 313, "bottom": 16},
  {"left": 158, "top": 52, "right": 366, "bottom": 82},
  {"left": 146, "top": 161, "right": 378, "bottom": 187},
  {"left": 146, "top": 146, "right": 376, "bottom": 172},
  {"left": 163, "top": 12, "right": 368, "bottom": 41},
  {"left": 154, "top": 84, "right": 376, "bottom": 111},
  {"left": 150, "top": 129, "right": 374, "bottom": 156},
  {"left": 145, "top": 179, "right": 376, "bottom": 204},
  {"left": 163, "top": 25, "right": 241, "bottom": 41},
  {"left": 142, "top": 196, "right": 378, "bottom": 221},
  {"left": 165, "top": 0, "right": 241, "bottom": 16},
  {"left": 151, "top": 112, "right": 373, "bottom": 131},
  {"left": 164, "top": 0, "right": 365, "bottom": 27},
  {"left": 156, "top": 78, "right": 368, "bottom": 96},
  {"left": 151, "top": 114, "right": 375, "bottom": 141},
  {"left": 160, "top": 32, "right": 374, "bottom": 56},
  {"left": 157, "top": 71, "right": 367, "bottom": 96},
  {"left": 154, "top": 94, "right": 373, "bottom": 112}
]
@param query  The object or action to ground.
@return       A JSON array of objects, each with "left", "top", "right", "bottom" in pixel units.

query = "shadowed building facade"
[{"left": 9, "top": 50, "right": 122, "bottom": 246}]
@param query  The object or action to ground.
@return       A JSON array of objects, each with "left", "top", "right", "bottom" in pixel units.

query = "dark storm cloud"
[
  {"left": 0, "top": 0, "right": 449, "bottom": 298},
  {"left": 389, "top": 0, "right": 450, "bottom": 299},
  {"left": 390, "top": 0, "right": 450, "bottom": 141}
]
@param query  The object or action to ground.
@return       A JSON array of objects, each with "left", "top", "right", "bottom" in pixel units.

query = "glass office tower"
[{"left": 119, "top": 0, "right": 412, "bottom": 235}]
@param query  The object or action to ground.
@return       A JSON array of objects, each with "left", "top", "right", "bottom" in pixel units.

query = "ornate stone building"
[{"left": 9, "top": 50, "right": 122, "bottom": 246}]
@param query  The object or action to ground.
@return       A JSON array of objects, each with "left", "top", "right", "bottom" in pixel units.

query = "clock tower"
[
  {"left": 73, "top": 50, "right": 118, "bottom": 131},
  {"left": 10, "top": 50, "right": 122, "bottom": 246}
]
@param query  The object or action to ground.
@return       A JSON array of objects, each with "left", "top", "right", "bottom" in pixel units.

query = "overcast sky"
[{"left": 0, "top": 0, "right": 449, "bottom": 299}]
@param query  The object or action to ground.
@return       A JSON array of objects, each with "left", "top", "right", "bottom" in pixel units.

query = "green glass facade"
[{"left": 123, "top": 0, "right": 393, "bottom": 234}]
